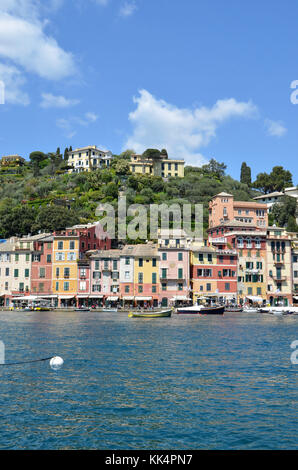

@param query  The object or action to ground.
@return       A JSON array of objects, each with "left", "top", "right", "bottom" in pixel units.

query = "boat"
[
  {"left": 176, "top": 305, "right": 225, "bottom": 315},
  {"left": 224, "top": 306, "right": 243, "bottom": 312},
  {"left": 243, "top": 307, "right": 260, "bottom": 313},
  {"left": 98, "top": 308, "right": 118, "bottom": 313},
  {"left": 74, "top": 307, "right": 90, "bottom": 312},
  {"left": 128, "top": 309, "right": 172, "bottom": 318}
]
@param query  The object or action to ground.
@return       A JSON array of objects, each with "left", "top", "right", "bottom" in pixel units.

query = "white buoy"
[{"left": 50, "top": 356, "right": 64, "bottom": 370}]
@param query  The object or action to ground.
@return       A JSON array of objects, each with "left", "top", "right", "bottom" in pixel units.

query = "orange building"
[{"left": 209, "top": 192, "right": 268, "bottom": 229}]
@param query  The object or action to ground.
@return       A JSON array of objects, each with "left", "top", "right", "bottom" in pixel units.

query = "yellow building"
[
  {"left": 52, "top": 235, "right": 79, "bottom": 306},
  {"left": 130, "top": 153, "right": 184, "bottom": 178},
  {"left": 67, "top": 145, "right": 113, "bottom": 173},
  {"left": 132, "top": 243, "right": 160, "bottom": 307}
]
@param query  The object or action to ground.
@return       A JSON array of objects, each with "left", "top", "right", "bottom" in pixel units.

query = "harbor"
[{"left": 0, "top": 309, "right": 296, "bottom": 450}]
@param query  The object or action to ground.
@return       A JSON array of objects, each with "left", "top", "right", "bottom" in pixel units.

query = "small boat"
[
  {"left": 243, "top": 307, "right": 260, "bottom": 313},
  {"left": 99, "top": 308, "right": 118, "bottom": 313},
  {"left": 176, "top": 305, "right": 225, "bottom": 315},
  {"left": 128, "top": 309, "right": 172, "bottom": 318},
  {"left": 74, "top": 307, "right": 90, "bottom": 312},
  {"left": 224, "top": 306, "right": 243, "bottom": 312}
]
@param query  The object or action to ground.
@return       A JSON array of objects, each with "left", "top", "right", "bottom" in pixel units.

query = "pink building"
[
  {"left": 209, "top": 192, "right": 268, "bottom": 229},
  {"left": 158, "top": 235, "right": 191, "bottom": 308},
  {"left": 89, "top": 250, "right": 122, "bottom": 307},
  {"left": 31, "top": 235, "right": 54, "bottom": 301}
]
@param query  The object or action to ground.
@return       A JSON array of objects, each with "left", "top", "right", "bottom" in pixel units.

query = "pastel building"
[
  {"left": 158, "top": 235, "right": 190, "bottom": 307},
  {"left": 120, "top": 245, "right": 135, "bottom": 308},
  {"left": 67, "top": 145, "right": 113, "bottom": 173},
  {"left": 208, "top": 220, "right": 266, "bottom": 303},
  {"left": 0, "top": 238, "right": 18, "bottom": 307},
  {"left": 209, "top": 192, "right": 268, "bottom": 229},
  {"left": 266, "top": 227, "right": 293, "bottom": 306},
  {"left": 133, "top": 243, "right": 160, "bottom": 308},
  {"left": 52, "top": 223, "right": 109, "bottom": 306},
  {"left": 89, "top": 249, "right": 122, "bottom": 306},
  {"left": 290, "top": 234, "right": 298, "bottom": 304},
  {"left": 130, "top": 153, "right": 184, "bottom": 178},
  {"left": 30, "top": 235, "right": 54, "bottom": 301}
]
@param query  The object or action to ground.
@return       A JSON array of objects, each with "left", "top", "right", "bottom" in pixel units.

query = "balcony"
[{"left": 271, "top": 276, "right": 287, "bottom": 282}]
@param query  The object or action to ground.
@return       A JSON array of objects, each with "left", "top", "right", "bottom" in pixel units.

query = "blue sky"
[{"left": 0, "top": 0, "right": 298, "bottom": 182}]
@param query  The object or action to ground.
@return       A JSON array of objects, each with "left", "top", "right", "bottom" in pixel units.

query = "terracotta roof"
[{"left": 233, "top": 201, "right": 267, "bottom": 208}]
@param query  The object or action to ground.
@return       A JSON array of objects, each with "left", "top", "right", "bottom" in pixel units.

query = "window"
[
  {"left": 58, "top": 241, "right": 63, "bottom": 250},
  {"left": 138, "top": 272, "right": 143, "bottom": 284},
  {"left": 79, "top": 281, "right": 86, "bottom": 291},
  {"left": 95, "top": 260, "right": 100, "bottom": 270},
  {"left": 162, "top": 253, "right": 167, "bottom": 261},
  {"left": 93, "top": 271, "right": 101, "bottom": 280},
  {"left": 206, "top": 283, "right": 211, "bottom": 291},
  {"left": 162, "top": 283, "right": 167, "bottom": 291},
  {"left": 26, "top": 254, "right": 30, "bottom": 262},
  {"left": 152, "top": 285, "right": 157, "bottom": 293},
  {"left": 139, "top": 258, "right": 143, "bottom": 267},
  {"left": 63, "top": 282, "right": 69, "bottom": 291},
  {"left": 152, "top": 258, "right": 157, "bottom": 267},
  {"left": 138, "top": 285, "right": 143, "bottom": 293},
  {"left": 55, "top": 252, "right": 65, "bottom": 261},
  {"left": 247, "top": 287, "right": 253, "bottom": 295},
  {"left": 19, "top": 282, "right": 24, "bottom": 292},
  {"left": 208, "top": 254, "right": 212, "bottom": 262},
  {"left": 39, "top": 283, "right": 44, "bottom": 293},
  {"left": 161, "top": 268, "right": 167, "bottom": 279},
  {"left": 152, "top": 273, "right": 157, "bottom": 284},
  {"left": 80, "top": 269, "right": 86, "bottom": 278},
  {"left": 178, "top": 268, "right": 183, "bottom": 279},
  {"left": 67, "top": 252, "right": 76, "bottom": 261},
  {"left": 125, "top": 285, "right": 130, "bottom": 293},
  {"left": 178, "top": 253, "right": 183, "bottom": 261},
  {"left": 39, "top": 268, "right": 45, "bottom": 278},
  {"left": 225, "top": 283, "right": 230, "bottom": 291},
  {"left": 14, "top": 269, "right": 19, "bottom": 278},
  {"left": 125, "top": 257, "right": 130, "bottom": 265},
  {"left": 92, "top": 285, "right": 101, "bottom": 292},
  {"left": 5, "top": 268, "right": 9, "bottom": 276},
  {"left": 56, "top": 268, "right": 60, "bottom": 277},
  {"left": 55, "top": 282, "right": 59, "bottom": 291},
  {"left": 47, "top": 254, "right": 51, "bottom": 263},
  {"left": 15, "top": 254, "right": 19, "bottom": 261},
  {"left": 69, "top": 241, "right": 75, "bottom": 250},
  {"left": 178, "top": 283, "right": 183, "bottom": 291},
  {"left": 64, "top": 268, "right": 70, "bottom": 278},
  {"left": 113, "top": 260, "right": 118, "bottom": 270},
  {"left": 198, "top": 253, "right": 204, "bottom": 262}
]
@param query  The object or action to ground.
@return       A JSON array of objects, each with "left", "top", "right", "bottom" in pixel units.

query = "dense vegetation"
[{"left": 0, "top": 148, "right": 297, "bottom": 239}]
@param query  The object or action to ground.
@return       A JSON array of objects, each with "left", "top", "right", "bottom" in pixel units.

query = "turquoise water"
[{"left": 0, "top": 311, "right": 297, "bottom": 450}]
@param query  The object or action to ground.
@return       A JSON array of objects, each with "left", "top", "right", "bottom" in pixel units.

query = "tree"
[
  {"left": 271, "top": 195, "right": 298, "bottom": 227},
  {"left": 142, "top": 149, "right": 161, "bottom": 160},
  {"left": 64, "top": 147, "right": 69, "bottom": 161},
  {"left": 253, "top": 166, "right": 293, "bottom": 193},
  {"left": 114, "top": 159, "right": 130, "bottom": 176},
  {"left": 240, "top": 162, "right": 252, "bottom": 185},
  {"left": 0, "top": 205, "right": 36, "bottom": 237},
  {"left": 287, "top": 215, "right": 298, "bottom": 232},
  {"left": 29, "top": 151, "right": 47, "bottom": 177},
  {"left": 119, "top": 149, "right": 134, "bottom": 160},
  {"left": 201, "top": 158, "right": 227, "bottom": 180},
  {"left": 33, "top": 206, "right": 79, "bottom": 232}
]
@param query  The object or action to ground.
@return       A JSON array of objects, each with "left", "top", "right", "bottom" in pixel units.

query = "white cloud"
[
  {"left": 124, "top": 89, "right": 258, "bottom": 165},
  {"left": 265, "top": 119, "right": 287, "bottom": 138},
  {"left": 0, "top": 1, "right": 75, "bottom": 105},
  {"left": 119, "top": 1, "right": 137, "bottom": 17},
  {"left": 0, "top": 13, "right": 75, "bottom": 80},
  {"left": 41, "top": 93, "right": 80, "bottom": 108},
  {"left": 0, "top": 62, "right": 30, "bottom": 105},
  {"left": 56, "top": 112, "right": 99, "bottom": 138}
]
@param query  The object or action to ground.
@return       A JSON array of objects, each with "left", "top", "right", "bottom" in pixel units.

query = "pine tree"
[
  {"left": 240, "top": 162, "right": 252, "bottom": 185},
  {"left": 64, "top": 147, "right": 69, "bottom": 161}
]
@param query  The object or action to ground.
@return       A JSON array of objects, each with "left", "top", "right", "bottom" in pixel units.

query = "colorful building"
[
  {"left": 209, "top": 192, "right": 268, "bottom": 229},
  {"left": 158, "top": 233, "right": 190, "bottom": 307},
  {"left": 67, "top": 145, "right": 113, "bottom": 173},
  {"left": 130, "top": 153, "right": 184, "bottom": 178},
  {"left": 52, "top": 223, "right": 110, "bottom": 306},
  {"left": 89, "top": 249, "right": 122, "bottom": 307},
  {"left": 133, "top": 243, "right": 159, "bottom": 308},
  {"left": 266, "top": 226, "right": 293, "bottom": 306}
]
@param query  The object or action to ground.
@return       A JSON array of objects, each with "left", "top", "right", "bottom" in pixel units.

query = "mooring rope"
[{"left": 0, "top": 356, "right": 54, "bottom": 366}]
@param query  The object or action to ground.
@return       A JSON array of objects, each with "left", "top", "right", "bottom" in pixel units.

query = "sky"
[{"left": 0, "top": 0, "right": 298, "bottom": 182}]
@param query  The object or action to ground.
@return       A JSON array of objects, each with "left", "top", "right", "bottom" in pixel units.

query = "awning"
[
  {"left": 59, "top": 295, "right": 75, "bottom": 299},
  {"left": 122, "top": 296, "right": 134, "bottom": 301},
  {"left": 294, "top": 296, "right": 298, "bottom": 300},
  {"left": 106, "top": 296, "right": 119, "bottom": 301},
  {"left": 246, "top": 296, "right": 263, "bottom": 302},
  {"left": 12, "top": 295, "right": 39, "bottom": 301},
  {"left": 135, "top": 296, "right": 152, "bottom": 301},
  {"left": 37, "top": 295, "right": 58, "bottom": 299},
  {"left": 77, "top": 295, "right": 89, "bottom": 299},
  {"left": 89, "top": 295, "right": 103, "bottom": 299},
  {"left": 172, "top": 295, "right": 190, "bottom": 301}
]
